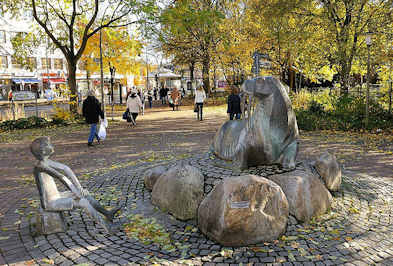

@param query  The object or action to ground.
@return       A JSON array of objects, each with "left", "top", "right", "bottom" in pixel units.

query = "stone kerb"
[
  {"left": 198, "top": 175, "right": 289, "bottom": 246},
  {"left": 151, "top": 163, "right": 204, "bottom": 220}
]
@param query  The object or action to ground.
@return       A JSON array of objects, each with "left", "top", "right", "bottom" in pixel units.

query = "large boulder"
[
  {"left": 143, "top": 165, "right": 167, "bottom": 190},
  {"left": 151, "top": 163, "right": 204, "bottom": 220},
  {"left": 269, "top": 164, "right": 332, "bottom": 222},
  {"left": 314, "top": 152, "right": 341, "bottom": 192},
  {"left": 198, "top": 175, "right": 289, "bottom": 246}
]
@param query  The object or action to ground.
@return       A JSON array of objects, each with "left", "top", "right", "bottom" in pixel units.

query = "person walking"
[
  {"left": 227, "top": 86, "right": 242, "bottom": 120},
  {"left": 171, "top": 87, "right": 180, "bottom": 111},
  {"left": 160, "top": 87, "right": 165, "bottom": 105},
  {"left": 8, "top": 89, "right": 13, "bottom": 102},
  {"left": 194, "top": 85, "right": 206, "bottom": 121},
  {"left": 153, "top": 88, "right": 157, "bottom": 101},
  {"left": 164, "top": 87, "right": 169, "bottom": 104},
  {"left": 147, "top": 90, "right": 153, "bottom": 108},
  {"left": 138, "top": 89, "right": 145, "bottom": 115},
  {"left": 82, "top": 90, "right": 104, "bottom": 147},
  {"left": 181, "top": 87, "right": 186, "bottom": 99},
  {"left": 126, "top": 90, "right": 142, "bottom": 126}
]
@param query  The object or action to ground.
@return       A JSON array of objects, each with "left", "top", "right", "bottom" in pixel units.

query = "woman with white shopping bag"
[{"left": 82, "top": 90, "right": 105, "bottom": 147}]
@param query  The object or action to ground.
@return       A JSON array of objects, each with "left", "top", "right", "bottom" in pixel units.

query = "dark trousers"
[
  {"left": 229, "top": 113, "right": 241, "bottom": 120},
  {"left": 196, "top": 103, "right": 203, "bottom": 120},
  {"left": 148, "top": 99, "right": 152, "bottom": 108},
  {"left": 131, "top": 113, "right": 138, "bottom": 121}
]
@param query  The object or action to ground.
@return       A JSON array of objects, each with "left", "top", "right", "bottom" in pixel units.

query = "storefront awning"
[
  {"left": 12, "top": 78, "right": 40, "bottom": 84},
  {"left": 157, "top": 72, "right": 181, "bottom": 79},
  {"left": 43, "top": 78, "right": 66, "bottom": 84}
]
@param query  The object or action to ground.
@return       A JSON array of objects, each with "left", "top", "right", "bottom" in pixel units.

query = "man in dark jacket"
[
  {"left": 159, "top": 87, "right": 165, "bottom": 105},
  {"left": 227, "top": 86, "right": 242, "bottom": 120},
  {"left": 82, "top": 90, "right": 104, "bottom": 146}
]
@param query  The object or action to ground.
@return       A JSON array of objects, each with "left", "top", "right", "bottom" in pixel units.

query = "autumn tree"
[
  {"left": 159, "top": 0, "right": 225, "bottom": 92},
  {"left": 294, "top": 0, "right": 393, "bottom": 93},
  {"left": 215, "top": 0, "right": 253, "bottom": 87},
  {"left": 79, "top": 26, "right": 142, "bottom": 88},
  {"left": 6, "top": 0, "right": 156, "bottom": 113}
]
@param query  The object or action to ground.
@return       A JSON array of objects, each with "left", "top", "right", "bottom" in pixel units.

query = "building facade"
[{"left": 0, "top": 12, "right": 67, "bottom": 99}]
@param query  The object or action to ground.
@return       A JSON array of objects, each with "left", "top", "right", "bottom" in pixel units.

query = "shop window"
[
  {"left": 11, "top": 56, "right": 21, "bottom": 69},
  {"left": 41, "top": 58, "right": 52, "bottom": 70},
  {"left": 27, "top": 57, "right": 37, "bottom": 69},
  {"left": 9, "top": 32, "right": 17, "bottom": 39},
  {"left": 0, "top": 31, "right": 6, "bottom": 43},
  {"left": 78, "top": 60, "right": 86, "bottom": 70},
  {"left": 0, "top": 56, "right": 8, "bottom": 69},
  {"left": 24, "top": 10, "right": 33, "bottom": 20},
  {"left": 54, "top": 58, "right": 63, "bottom": 69}
]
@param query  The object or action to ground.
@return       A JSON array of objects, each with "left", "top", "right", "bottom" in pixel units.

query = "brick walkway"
[{"left": 0, "top": 106, "right": 392, "bottom": 265}]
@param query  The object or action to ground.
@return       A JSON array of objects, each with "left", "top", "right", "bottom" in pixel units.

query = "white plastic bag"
[
  {"left": 102, "top": 117, "right": 108, "bottom": 128},
  {"left": 98, "top": 123, "right": 106, "bottom": 140}
]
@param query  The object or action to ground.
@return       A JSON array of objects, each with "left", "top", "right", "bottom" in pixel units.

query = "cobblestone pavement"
[
  {"left": 0, "top": 107, "right": 392, "bottom": 265},
  {"left": 1, "top": 151, "right": 392, "bottom": 266}
]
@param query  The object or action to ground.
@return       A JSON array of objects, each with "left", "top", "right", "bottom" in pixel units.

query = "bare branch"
[
  {"left": 75, "top": 0, "right": 100, "bottom": 60},
  {"left": 46, "top": 0, "right": 70, "bottom": 28},
  {"left": 31, "top": 0, "right": 69, "bottom": 56}
]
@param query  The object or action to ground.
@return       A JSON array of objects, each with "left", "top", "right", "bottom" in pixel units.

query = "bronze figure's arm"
[
  {"left": 47, "top": 160, "right": 85, "bottom": 194},
  {"left": 36, "top": 163, "right": 81, "bottom": 198}
]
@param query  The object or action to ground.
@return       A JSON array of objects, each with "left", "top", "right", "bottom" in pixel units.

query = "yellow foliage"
[
  {"left": 52, "top": 106, "right": 72, "bottom": 121},
  {"left": 79, "top": 26, "right": 142, "bottom": 77}
]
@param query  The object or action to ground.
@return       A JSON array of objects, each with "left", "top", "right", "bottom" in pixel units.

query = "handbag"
[
  {"left": 122, "top": 109, "right": 129, "bottom": 120},
  {"left": 194, "top": 104, "right": 199, "bottom": 113}
]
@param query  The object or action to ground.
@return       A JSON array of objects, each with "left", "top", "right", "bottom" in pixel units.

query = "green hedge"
[
  {"left": 294, "top": 94, "right": 393, "bottom": 131},
  {"left": 0, "top": 115, "right": 84, "bottom": 131}
]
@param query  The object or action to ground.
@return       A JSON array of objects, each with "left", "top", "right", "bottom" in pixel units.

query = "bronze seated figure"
[{"left": 31, "top": 136, "right": 121, "bottom": 234}]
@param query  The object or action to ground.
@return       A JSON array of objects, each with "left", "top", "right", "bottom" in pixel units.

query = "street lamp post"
[
  {"left": 365, "top": 34, "right": 372, "bottom": 128},
  {"left": 99, "top": 29, "right": 105, "bottom": 113},
  {"left": 109, "top": 63, "right": 116, "bottom": 121}
]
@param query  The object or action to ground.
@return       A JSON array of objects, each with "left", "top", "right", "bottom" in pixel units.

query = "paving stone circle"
[{"left": 7, "top": 152, "right": 393, "bottom": 265}]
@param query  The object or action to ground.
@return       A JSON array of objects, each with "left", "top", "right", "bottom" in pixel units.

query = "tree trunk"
[
  {"left": 202, "top": 55, "right": 210, "bottom": 93},
  {"left": 67, "top": 61, "right": 78, "bottom": 114},
  {"left": 86, "top": 70, "right": 90, "bottom": 91},
  {"left": 189, "top": 61, "right": 195, "bottom": 96},
  {"left": 190, "top": 61, "right": 195, "bottom": 84},
  {"left": 339, "top": 60, "right": 350, "bottom": 95}
]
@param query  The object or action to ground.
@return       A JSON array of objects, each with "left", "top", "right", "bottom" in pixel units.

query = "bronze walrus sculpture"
[{"left": 212, "top": 76, "right": 299, "bottom": 169}]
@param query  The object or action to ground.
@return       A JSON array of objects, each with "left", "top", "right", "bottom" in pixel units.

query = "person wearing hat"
[
  {"left": 82, "top": 90, "right": 104, "bottom": 146},
  {"left": 126, "top": 89, "right": 142, "bottom": 126}
]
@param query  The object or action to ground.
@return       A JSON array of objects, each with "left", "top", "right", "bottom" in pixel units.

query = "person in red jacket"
[{"left": 8, "top": 90, "right": 13, "bottom": 101}]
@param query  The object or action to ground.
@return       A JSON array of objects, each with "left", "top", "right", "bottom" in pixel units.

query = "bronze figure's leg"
[{"left": 85, "top": 195, "right": 121, "bottom": 222}]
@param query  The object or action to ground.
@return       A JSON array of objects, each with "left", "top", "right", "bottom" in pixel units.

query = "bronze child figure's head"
[{"left": 31, "top": 136, "right": 54, "bottom": 160}]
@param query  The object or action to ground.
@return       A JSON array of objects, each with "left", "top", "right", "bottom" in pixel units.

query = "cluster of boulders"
[{"left": 144, "top": 151, "right": 341, "bottom": 246}]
